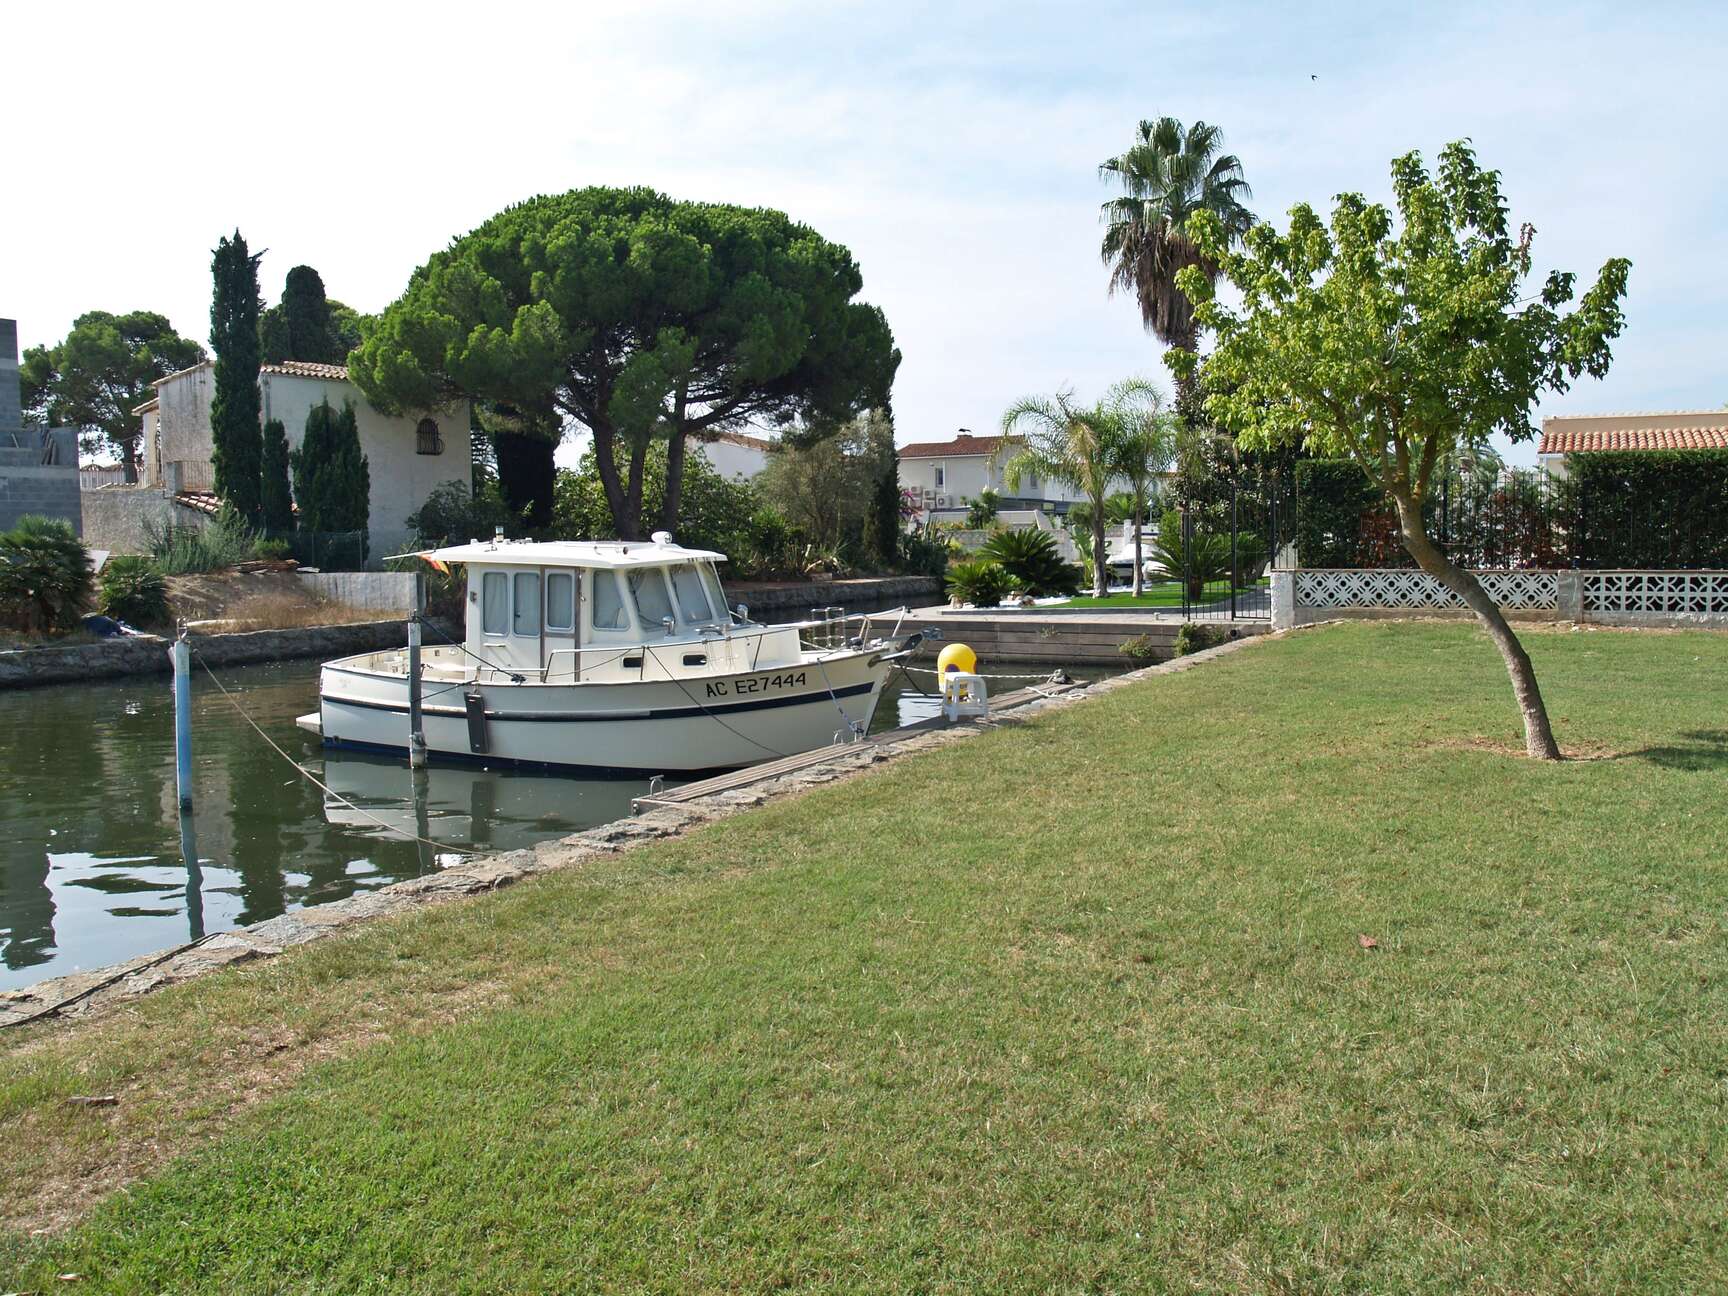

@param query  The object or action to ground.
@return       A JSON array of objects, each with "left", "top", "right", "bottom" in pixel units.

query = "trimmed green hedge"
[
  {"left": 1562, "top": 451, "right": 1728, "bottom": 569},
  {"left": 1297, "top": 452, "right": 1728, "bottom": 570}
]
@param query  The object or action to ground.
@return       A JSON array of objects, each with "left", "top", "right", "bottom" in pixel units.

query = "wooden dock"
[{"left": 631, "top": 679, "right": 1079, "bottom": 813}]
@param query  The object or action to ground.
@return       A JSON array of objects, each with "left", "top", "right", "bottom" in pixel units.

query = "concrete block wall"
[
  {"left": 80, "top": 488, "right": 205, "bottom": 553},
  {"left": 0, "top": 319, "right": 20, "bottom": 436},
  {"left": 0, "top": 463, "right": 83, "bottom": 536}
]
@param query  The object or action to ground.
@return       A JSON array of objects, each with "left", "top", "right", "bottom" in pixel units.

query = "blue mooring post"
[{"left": 172, "top": 627, "right": 193, "bottom": 810}]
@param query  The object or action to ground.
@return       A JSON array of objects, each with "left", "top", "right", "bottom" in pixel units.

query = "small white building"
[
  {"left": 694, "top": 430, "right": 773, "bottom": 480},
  {"left": 137, "top": 360, "right": 470, "bottom": 560}
]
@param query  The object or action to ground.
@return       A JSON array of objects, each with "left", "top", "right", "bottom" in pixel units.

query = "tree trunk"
[
  {"left": 1392, "top": 491, "right": 1562, "bottom": 760},
  {"left": 592, "top": 425, "right": 641, "bottom": 540},
  {"left": 658, "top": 424, "right": 688, "bottom": 537},
  {"left": 1130, "top": 498, "right": 1144, "bottom": 598},
  {"left": 121, "top": 442, "right": 139, "bottom": 485},
  {"left": 1092, "top": 512, "right": 1108, "bottom": 599}
]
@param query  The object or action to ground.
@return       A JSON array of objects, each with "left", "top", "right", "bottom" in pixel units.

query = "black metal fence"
[{"left": 1177, "top": 470, "right": 1298, "bottom": 621}]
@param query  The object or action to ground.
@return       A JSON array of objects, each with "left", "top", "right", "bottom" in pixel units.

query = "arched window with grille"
[{"left": 416, "top": 418, "right": 444, "bottom": 455}]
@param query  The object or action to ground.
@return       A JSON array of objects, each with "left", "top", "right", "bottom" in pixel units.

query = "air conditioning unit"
[{"left": 936, "top": 495, "right": 951, "bottom": 509}]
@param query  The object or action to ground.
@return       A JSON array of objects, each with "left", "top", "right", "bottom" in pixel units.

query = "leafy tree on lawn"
[
  {"left": 997, "top": 385, "right": 1141, "bottom": 600},
  {"left": 260, "top": 418, "right": 294, "bottom": 535},
  {"left": 259, "top": 265, "right": 365, "bottom": 365},
  {"left": 210, "top": 231, "right": 265, "bottom": 524},
  {"left": 348, "top": 187, "right": 899, "bottom": 540},
  {"left": 1105, "top": 377, "right": 1179, "bottom": 596},
  {"left": 291, "top": 400, "right": 369, "bottom": 556},
  {"left": 1100, "top": 117, "right": 1254, "bottom": 418},
  {"left": 19, "top": 312, "right": 205, "bottom": 482},
  {"left": 1176, "top": 140, "right": 1630, "bottom": 759}
]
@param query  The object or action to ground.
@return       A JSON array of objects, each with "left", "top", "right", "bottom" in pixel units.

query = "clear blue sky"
[{"left": 8, "top": 0, "right": 1723, "bottom": 465}]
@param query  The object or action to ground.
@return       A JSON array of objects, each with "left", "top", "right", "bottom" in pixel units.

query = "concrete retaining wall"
[
  {"left": 0, "top": 620, "right": 407, "bottom": 689},
  {"left": 724, "top": 575, "right": 942, "bottom": 617},
  {"left": 904, "top": 609, "right": 1267, "bottom": 663},
  {"left": 297, "top": 571, "right": 415, "bottom": 613}
]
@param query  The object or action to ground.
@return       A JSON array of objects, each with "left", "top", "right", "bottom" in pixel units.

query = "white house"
[
  {"left": 137, "top": 360, "right": 470, "bottom": 559},
  {"left": 897, "top": 431, "right": 1122, "bottom": 521}
]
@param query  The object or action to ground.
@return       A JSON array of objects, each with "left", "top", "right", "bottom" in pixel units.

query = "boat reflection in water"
[{"left": 315, "top": 749, "right": 651, "bottom": 866}]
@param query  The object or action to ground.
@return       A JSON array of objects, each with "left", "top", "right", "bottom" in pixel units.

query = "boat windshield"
[
  {"left": 628, "top": 567, "right": 676, "bottom": 629},
  {"left": 700, "top": 563, "right": 729, "bottom": 620},
  {"left": 667, "top": 563, "right": 715, "bottom": 624}
]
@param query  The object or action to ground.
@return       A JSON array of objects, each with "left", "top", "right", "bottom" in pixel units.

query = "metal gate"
[{"left": 1178, "top": 470, "right": 1296, "bottom": 622}]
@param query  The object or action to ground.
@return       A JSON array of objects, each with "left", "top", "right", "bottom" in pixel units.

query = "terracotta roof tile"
[
  {"left": 260, "top": 361, "right": 349, "bottom": 380},
  {"left": 1539, "top": 426, "right": 1728, "bottom": 454},
  {"left": 898, "top": 433, "right": 1007, "bottom": 459}
]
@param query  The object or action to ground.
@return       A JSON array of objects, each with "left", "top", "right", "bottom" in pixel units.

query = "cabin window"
[
  {"left": 700, "top": 564, "right": 729, "bottom": 619},
  {"left": 545, "top": 571, "right": 575, "bottom": 632},
  {"left": 668, "top": 563, "right": 713, "bottom": 623},
  {"left": 482, "top": 572, "right": 507, "bottom": 636},
  {"left": 591, "top": 569, "right": 629, "bottom": 630},
  {"left": 512, "top": 572, "right": 540, "bottom": 636},
  {"left": 416, "top": 418, "right": 443, "bottom": 455},
  {"left": 628, "top": 567, "right": 674, "bottom": 628}
]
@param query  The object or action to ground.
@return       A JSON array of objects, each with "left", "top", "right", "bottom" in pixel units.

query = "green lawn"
[{"left": 5, "top": 622, "right": 1728, "bottom": 1292}]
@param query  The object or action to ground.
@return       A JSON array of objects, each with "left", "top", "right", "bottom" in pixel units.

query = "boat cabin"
[{"left": 415, "top": 534, "right": 803, "bottom": 683}]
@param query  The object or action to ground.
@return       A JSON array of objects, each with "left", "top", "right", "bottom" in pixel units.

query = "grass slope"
[{"left": 4, "top": 623, "right": 1727, "bottom": 1293}]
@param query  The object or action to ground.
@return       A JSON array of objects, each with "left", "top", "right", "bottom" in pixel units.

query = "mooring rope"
[{"left": 190, "top": 648, "right": 472, "bottom": 856}]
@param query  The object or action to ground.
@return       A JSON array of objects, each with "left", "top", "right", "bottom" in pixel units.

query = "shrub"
[
  {"left": 1118, "top": 633, "right": 1160, "bottom": 666},
  {"left": 1560, "top": 450, "right": 1728, "bottom": 569},
  {"left": 1174, "top": 623, "right": 1228, "bottom": 657},
  {"left": 253, "top": 537, "right": 294, "bottom": 561},
  {"left": 0, "top": 515, "right": 93, "bottom": 635},
  {"left": 978, "top": 528, "right": 1081, "bottom": 596},
  {"left": 965, "top": 489, "right": 1000, "bottom": 530},
  {"left": 1149, "top": 511, "right": 1263, "bottom": 599},
  {"left": 898, "top": 529, "right": 950, "bottom": 579},
  {"left": 406, "top": 479, "right": 513, "bottom": 549},
  {"left": 146, "top": 505, "right": 259, "bottom": 575},
  {"left": 99, "top": 555, "right": 170, "bottom": 627},
  {"left": 944, "top": 558, "right": 1010, "bottom": 608}
]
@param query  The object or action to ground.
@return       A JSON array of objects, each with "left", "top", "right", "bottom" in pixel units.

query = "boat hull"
[{"left": 315, "top": 650, "right": 892, "bottom": 775}]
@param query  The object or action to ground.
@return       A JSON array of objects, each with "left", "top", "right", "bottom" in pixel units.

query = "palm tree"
[
  {"left": 1100, "top": 118, "right": 1254, "bottom": 411},
  {"left": 1105, "top": 378, "right": 1179, "bottom": 596},
  {"left": 997, "top": 382, "right": 1155, "bottom": 600}
]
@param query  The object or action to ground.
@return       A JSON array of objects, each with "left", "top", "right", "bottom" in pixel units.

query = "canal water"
[{"left": 0, "top": 655, "right": 1110, "bottom": 991}]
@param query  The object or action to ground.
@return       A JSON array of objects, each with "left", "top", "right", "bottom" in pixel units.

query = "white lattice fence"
[
  {"left": 1295, "top": 569, "right": 1559, "bottom": 610},
  {"left": 1583, "top": 571, "right": 1728, "bottom": 615}
]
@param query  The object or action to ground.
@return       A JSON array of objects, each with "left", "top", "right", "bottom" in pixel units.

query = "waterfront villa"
[{"left": 898, "top": 431, "right": 1109, "bottom": 522}]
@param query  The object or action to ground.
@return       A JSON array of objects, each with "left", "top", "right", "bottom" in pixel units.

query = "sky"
[{"left": 7, "top": 0, "right": 1725, "bottom": 467}]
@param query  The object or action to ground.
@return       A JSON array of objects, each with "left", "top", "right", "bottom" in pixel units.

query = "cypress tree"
[
  {"left": 210, "top": 230, "right": 264, "bottom": 524},
  {"left": 872, "top": 441, "right": 902, "bottom": 567},
  {"left": 281, "top": 265, "right": 337, "bottom": 363},
  {"left": 292, "top": 400, "right": 370, "bottom": 563},
  {"left": 260, "top": 418, "right": 295, "bottom": 535}
]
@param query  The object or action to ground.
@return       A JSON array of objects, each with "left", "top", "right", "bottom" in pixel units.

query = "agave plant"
[{"left": 978, "top": 528, "right": 1080, "bottom": 597}]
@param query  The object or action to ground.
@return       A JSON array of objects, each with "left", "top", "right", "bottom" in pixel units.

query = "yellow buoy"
[{"left": 937, "top": 642, "right": 977, "bottom": 676}]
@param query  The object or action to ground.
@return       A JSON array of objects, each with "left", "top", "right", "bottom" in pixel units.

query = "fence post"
[
  {"left": 1229, "top": 487, "right": 1239, "bottom": 621},
  {"left": 171, "top": 628, "right": 193, "bottom": 811},
  {"left": 407, "top": 569, "right": 427, "bottom": 769}
]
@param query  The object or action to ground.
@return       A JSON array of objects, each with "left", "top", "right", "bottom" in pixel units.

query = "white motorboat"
[{"left": 297, "top": 532, "right": 925, "bottom": 776}]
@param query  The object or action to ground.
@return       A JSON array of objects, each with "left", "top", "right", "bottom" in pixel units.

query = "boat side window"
[
  {"left": 482, "top": 571, "right": 508, "bottom": 636},
  {"left": 512, "top": 571, "right": 541, "bottom": 636},
  {"left": 700, "top": 563, "right": 729, "bottom": 619},
  {"left": 628, "top": 567, "right": 675, "bottom": 628},
  {"left": 668, "top": 563, "right": 713, "bottom": 624},
  {"left": 591, "top": 569, "right": 630, "bottom": 630},
  {"left": 545, "top": 571, "right": 575, "bottom": 632}
]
